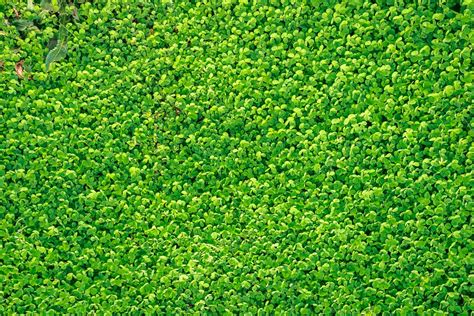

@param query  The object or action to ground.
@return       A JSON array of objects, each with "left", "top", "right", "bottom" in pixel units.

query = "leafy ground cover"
[{"left": 1, "top": 0, "right": 473, "bottom": 314}]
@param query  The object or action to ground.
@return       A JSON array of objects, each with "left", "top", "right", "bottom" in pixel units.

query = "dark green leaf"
[{"left": 45, "top": 42, "right": 67, "bottom": 71}]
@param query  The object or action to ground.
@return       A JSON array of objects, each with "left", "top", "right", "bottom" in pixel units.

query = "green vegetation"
[{"left": 1, "top": 0, "right": 473, "bottom": 314}]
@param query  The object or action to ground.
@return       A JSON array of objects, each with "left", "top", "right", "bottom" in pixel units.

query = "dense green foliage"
[{"left": 1, "top": 0, "right": 473, "bottom": 314}]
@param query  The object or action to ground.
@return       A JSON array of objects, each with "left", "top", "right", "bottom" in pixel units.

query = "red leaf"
[
  {"left": 72, "top": 7, "right": 79, "bottom": 20},
  {"left": 15, "top": 60, "right": 24, "bottom": 79}
]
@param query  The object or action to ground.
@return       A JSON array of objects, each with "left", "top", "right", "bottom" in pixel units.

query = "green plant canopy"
[{"left": 0, "top": 0, "right": 472, "bottom": 314}]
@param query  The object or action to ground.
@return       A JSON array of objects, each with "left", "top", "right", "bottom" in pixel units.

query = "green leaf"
[
  {"left": 27, "top": 0, "right": 35, "bottom": 10},
  {"left": 40, "top": 0, "right": 53, "bottom": 10},
  {"left": 13, "top": 20, "right": 36, "bottom": 32},
  {"left": 58, "top": 25, "right": 68, "bottom": 42},
  {"left": 52, "top": 0, "right": 60, "bottom": 11},
  {"left": 45, "top": 42, "right": 67, "bottom": 71}
]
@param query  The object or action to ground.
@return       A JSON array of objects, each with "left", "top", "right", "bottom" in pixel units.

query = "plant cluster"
[{"left": 0, "top": 0, "right": 473, "bottom": 314}]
